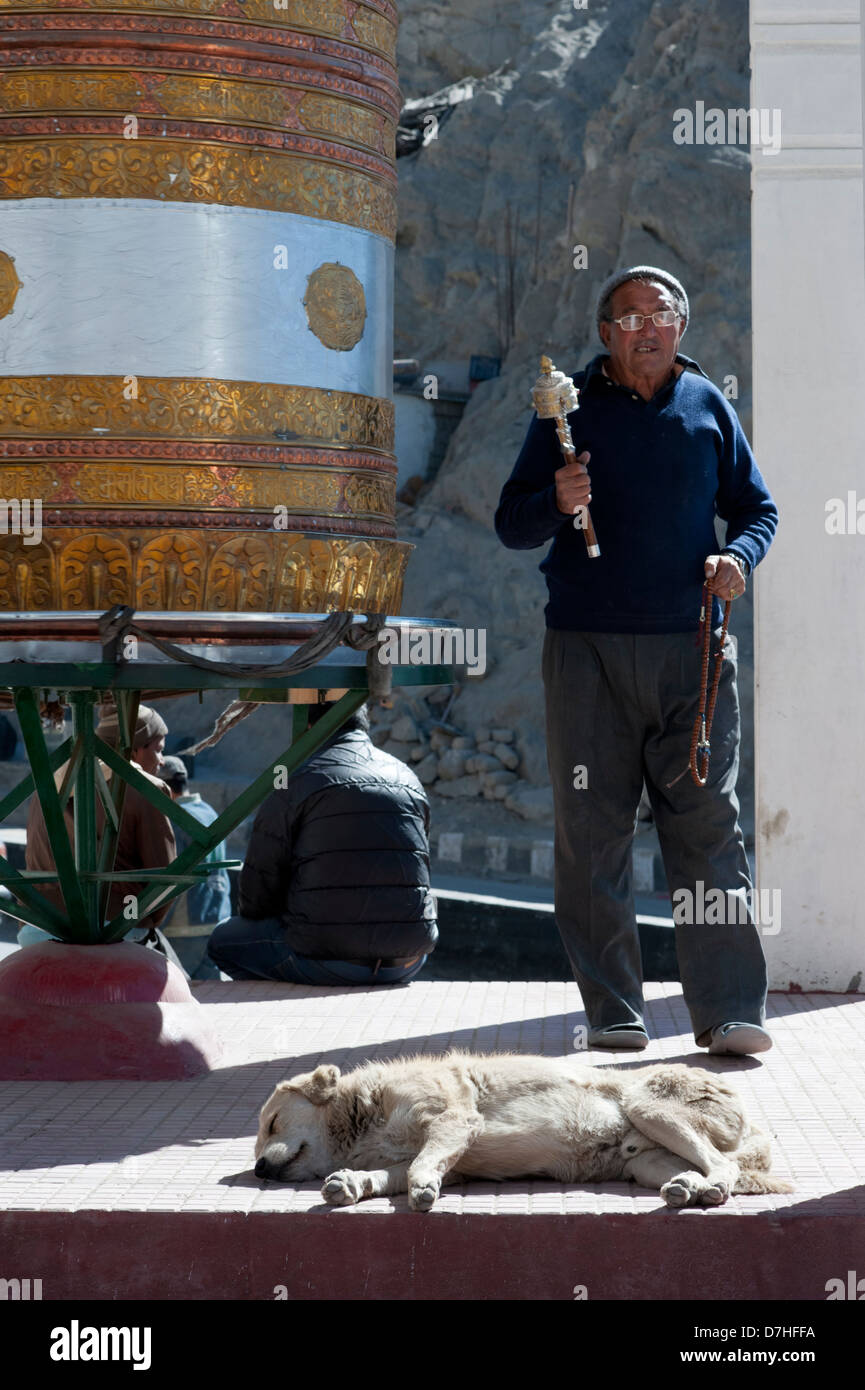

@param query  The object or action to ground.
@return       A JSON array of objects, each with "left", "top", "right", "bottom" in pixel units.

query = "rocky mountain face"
[{"left": 391, "top": 0, "right": 756, "bottom": 828}]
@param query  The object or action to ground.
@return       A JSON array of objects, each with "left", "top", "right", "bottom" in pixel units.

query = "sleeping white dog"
[{"left": 254, "top": 1051, "right": 790, "bottom": 1211}]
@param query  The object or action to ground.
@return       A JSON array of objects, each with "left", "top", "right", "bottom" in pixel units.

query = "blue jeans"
[{"left": 207, "top": 915, "right": 428, "bottom": 986}]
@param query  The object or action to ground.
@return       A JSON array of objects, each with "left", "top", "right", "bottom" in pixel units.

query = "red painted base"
[{"left": 0, "top": 941, "right": 222, "bottom": 1080}]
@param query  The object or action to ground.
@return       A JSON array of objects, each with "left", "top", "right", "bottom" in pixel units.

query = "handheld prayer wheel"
[
  {"left": 0, "top": 0, "right": 409, "bottom": 613},
  {"left": 531, "top": 355, "right": 600, "bottom": 558}
]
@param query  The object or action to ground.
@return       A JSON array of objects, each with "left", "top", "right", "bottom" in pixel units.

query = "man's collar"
[
  {"left": 582, "top": 351, "right": 709, "bottom": 390},
  {"left": 317, "top": 725, "right": 367, "bottom": 750}
]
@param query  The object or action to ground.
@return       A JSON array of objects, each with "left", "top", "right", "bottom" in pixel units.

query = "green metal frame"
[{"left": 0, "top": 656, "right": 454, "bottom": 945}]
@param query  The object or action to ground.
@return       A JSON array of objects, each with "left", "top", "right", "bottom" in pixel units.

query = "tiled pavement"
[{"left": 1, "top": 981, "right": 863, "bottom": 1299}]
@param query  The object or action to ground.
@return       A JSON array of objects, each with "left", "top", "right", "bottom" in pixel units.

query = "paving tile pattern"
[{"left": 0, "top": 982, "right": 862, "bottom": 1218}]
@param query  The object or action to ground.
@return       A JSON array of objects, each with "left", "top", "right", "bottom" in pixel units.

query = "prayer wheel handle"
[{"left": 531, "top": 355, "right": 600, "bottom": 559}]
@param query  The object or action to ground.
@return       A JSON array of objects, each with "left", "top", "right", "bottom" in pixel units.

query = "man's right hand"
[{"left": 555, "top": 451, "right": 592, "bottom": 516}]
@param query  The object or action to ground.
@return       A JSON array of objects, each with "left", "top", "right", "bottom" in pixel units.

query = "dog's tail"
[
  {"left": 733, "top": 1169, "right": 794, "bottom": 1195},
  {"left": 735, "top": 1129, "right": 773, "bottom": 1170},
  {"left": 731, "top": 1130, "right": 793, "bottom": 1194}
]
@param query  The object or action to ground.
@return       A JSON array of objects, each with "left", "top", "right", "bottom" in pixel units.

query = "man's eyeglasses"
[{"left": 610, "top": 310, "right": 681, "bottom": 331}]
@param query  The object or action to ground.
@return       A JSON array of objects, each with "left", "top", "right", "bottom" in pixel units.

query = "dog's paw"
[
  {"left": 699, "top": 1179, "right": 730, "bottom": 1207},
  {"left": 661, "top": 1171, "right": 704, "bottom": 1208},
  {"left": 321, "top": 1170, "right": 364, "bottom": 1206},
  {"left": 408, "top": 1178, "right": 440, "bottom": 1212},
  {"left": 661, "top": 1179, "right": 692, "bottom": 1208}
]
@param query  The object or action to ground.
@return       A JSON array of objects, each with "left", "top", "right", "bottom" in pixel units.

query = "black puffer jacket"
[{"left": 238, "top": 728, "right": 438, "bottom": 962}]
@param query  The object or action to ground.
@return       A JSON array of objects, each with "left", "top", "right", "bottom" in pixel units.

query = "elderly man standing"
[{"left": 495, "top": 266, "right": 778, "bottom": 1056}]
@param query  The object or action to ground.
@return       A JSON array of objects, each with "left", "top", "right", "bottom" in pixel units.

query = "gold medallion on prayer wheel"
[{"left": 0, "top": 0, "right": 408, "bottom": 613}]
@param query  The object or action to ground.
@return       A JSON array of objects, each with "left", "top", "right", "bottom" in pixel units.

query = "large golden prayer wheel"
[{"left": 0, "top": 0, "right": 409, "bottom": 613}]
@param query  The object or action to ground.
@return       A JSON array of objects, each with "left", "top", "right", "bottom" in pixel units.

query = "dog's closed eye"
[{"left": 267, "top": 1114, "right": 278, "bottom": 1137}]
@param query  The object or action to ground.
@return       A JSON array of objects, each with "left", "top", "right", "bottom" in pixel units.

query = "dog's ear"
[{"left": 293, "top": 1064, "right": 340, "bottom": 1105}]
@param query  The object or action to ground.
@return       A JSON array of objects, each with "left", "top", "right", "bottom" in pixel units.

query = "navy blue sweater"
[{"left": 494, "top": 353, "right": 778, "bottom": 632}]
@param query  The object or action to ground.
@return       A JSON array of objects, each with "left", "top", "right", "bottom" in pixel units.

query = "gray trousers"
[{"left": 542, "top": 627, "right": 768, "bottom": 1043}]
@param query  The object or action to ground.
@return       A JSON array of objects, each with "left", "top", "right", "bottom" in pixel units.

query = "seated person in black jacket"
[{"left": 207, "top": 702, "right": 437, "bottom": 984}]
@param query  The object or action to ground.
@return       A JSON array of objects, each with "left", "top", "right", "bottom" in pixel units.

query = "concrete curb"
[{"left": 433, "top": 828, "right": 666, "bottom": 890}]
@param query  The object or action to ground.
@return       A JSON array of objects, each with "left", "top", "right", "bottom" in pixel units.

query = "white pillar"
[{"left": 751, "top": 1, "right": 865, "bottom": 988}]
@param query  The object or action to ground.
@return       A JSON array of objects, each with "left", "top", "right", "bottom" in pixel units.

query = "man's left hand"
[{"left": 704, "top": 554, "right": 746, "bottom": 600}]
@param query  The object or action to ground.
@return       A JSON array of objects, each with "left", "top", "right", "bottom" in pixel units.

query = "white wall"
[{"left": 752, "top": 1, "right": 865, "bottom": 988}]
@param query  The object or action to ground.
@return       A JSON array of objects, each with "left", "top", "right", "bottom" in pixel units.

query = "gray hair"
[{"left": 596, "top": 265, "right": 689, "bottom": 337}]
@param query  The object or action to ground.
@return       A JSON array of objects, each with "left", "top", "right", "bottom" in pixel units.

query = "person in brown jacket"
[{"left": 20, "top": 704, "right": 176, "bottom": 943}]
